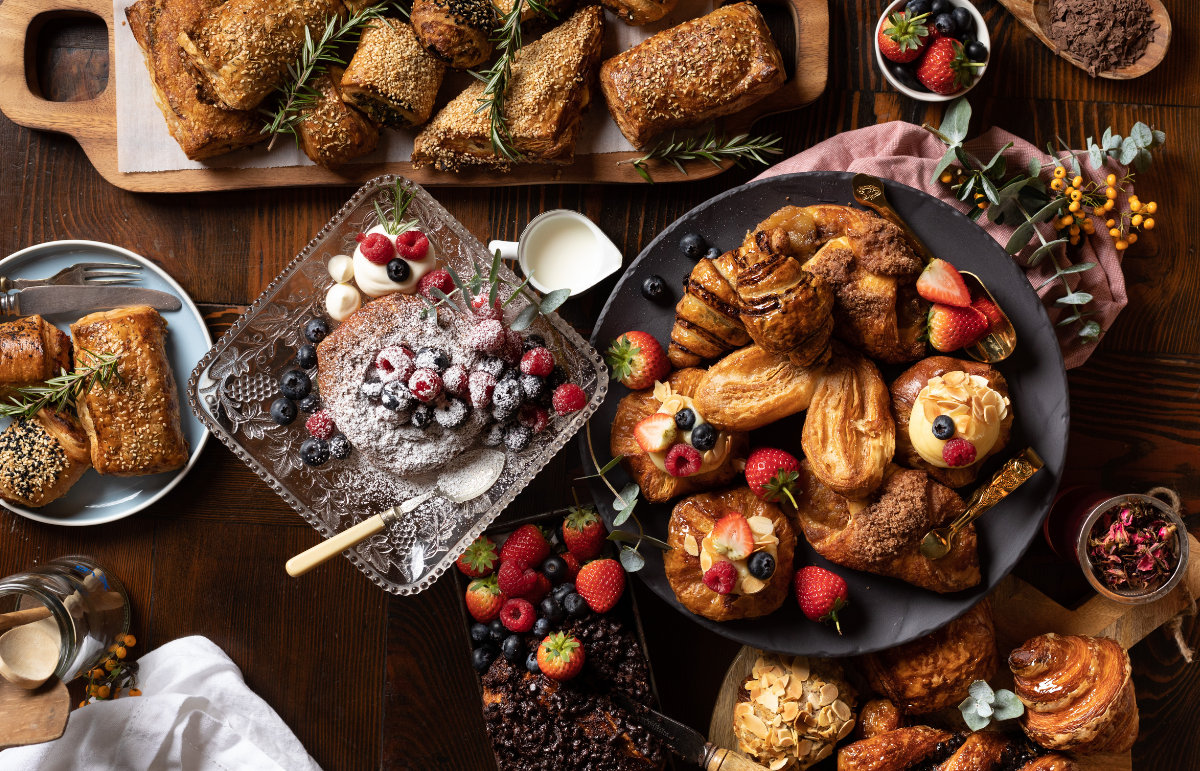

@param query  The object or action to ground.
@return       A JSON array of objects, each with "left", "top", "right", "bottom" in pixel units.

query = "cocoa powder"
[{"left": 1047, "top": 0, "right": 1158, "bottom": 77}]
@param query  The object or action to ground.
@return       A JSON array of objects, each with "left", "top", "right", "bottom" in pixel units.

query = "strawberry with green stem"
[
  {"left": 878, "top": 11, "right": 930, "bottom": 64},
  {"left": 605, "top": 331, "right": 671, "bottom": 390},
  {"left": 744, "top": 447, "right": 801, "bottom": 507},
  {"left": 916, "top": 37, "right": 984, "bottom": 96},
  {"left": 456, "top": 535, "right": 499, "bottom": 578},
  {"left": 794, "top": 566, "right": 848, "bottom": 635}
]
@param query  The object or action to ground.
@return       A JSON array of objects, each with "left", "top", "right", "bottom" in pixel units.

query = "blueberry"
[
  {"left": 279, "top": 369, "right": 311, "bottom": 400},
  {"left": 385, "top": 258, "right": 411, "bottom": 283},
  {"left": 298, "top": 394, "right": 322, "bottom": 413},
  {"left": 299, "top": 437, "right": 330, "bottom": 467},
  {"left": 679, "top": 232, "right": 707, "bottom": 259},
  {"left": 690, "top": 422, "right": 718, "bottom": 452},
  {"left": 525, "top": 651, "right": 541, "bottom": 674},
  {"left": 296, "top": 344, "right": 318, "bottom": 369},
  {"left": 520, "top": 374, "right": 545, "bottom": 402},
  {"left": 304, "top": 318, "right": 331, "bottom": 344},
  {"left": 932, "top": 415, "right": 956, "bottom": 440},
  {"left": 933, "top": 12, "right": 956, "bottom": 36},
  {"left": 501, "top": 634, "right": 524, "bottom": 663},
  {"left": 951, "top": 6, "right": 972, "bottom": 35},
  {"left": 545, "top": 366, "right": 568, "bottom": 393},
  {"left": 641, "top": 275, "right": 667, "bottom": 301},
  {"left": 551, "top": 583, "right": 576, "bottom": 602},
  {"left": 504, "top": 424, "right": 532, "bottom": 452},
  {"left": 470, "top": 622, "right": 491, "bottom": 644},
  {"left": 674, "top": 408, "right": 696, "bottom": 432},
  {"left": 381, "top": 381, "right": 414, "bottom": 412},
  {"left": 965, "top": 40, "right": 988, "bottom": 62},
  {"left": 532, "top": 617, "right": 552, "bottom": 638},
  {"left": 930, "top": 0, "right": 951, "bottom": 14},
  {"left": 471, "top": 645, "right": 498, "bottom": 673},
  {"left": 498, "top": 367, "right": 520, "bottom": 384},
  {"left": 540, "top": 596, "right": 565, "bottom": 623},
  {"left": 434, "top": 397, "right": 471, "bottom": 430},
  {"left": 522, "top": 334, "right": 546, "bottom": 352},
  {"left": 563, "top": 593, "right": 589, "bottom": 618},
  {"left": 411, "top": 403, "right": 433, "bottom": 428},
  {"left": 416, "top": 347, "right": 449, "bottom": 372},
  {"left": 483, "top": 422, "right": 507, "bottom": 447},
  {"left": 886, "top": 60, "right": 931, "bottom": 92},
  {"left": 702, "top": 246, "right": 721, "bottom": 261},
  {"left": 748, "top": 551, "right": 776, "bottom": 580},
  {"left": 477, "top": 357, "right": 506, "bottom": 379},
  {"left": 489, "top": 618, "right": 508, "bottom": 643},
  {"left": 905, "top": 0, "right": 930, "bottom": 15},
  {"left": 542, "top": 554, "right": 568, "bottom": 584},
  {"left": 329, "top": 434, "right": 352, "bottom": 460}
]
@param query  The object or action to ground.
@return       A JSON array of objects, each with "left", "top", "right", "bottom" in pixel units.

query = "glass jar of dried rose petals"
[{"left": 1074, "top": 493, "right": 1190, "bottom": 604}]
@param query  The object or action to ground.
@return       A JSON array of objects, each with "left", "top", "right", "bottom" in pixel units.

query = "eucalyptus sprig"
[
  {"left": 416, "top": 249, "right": 570, "bottom": 327},
  {"left": 0, "top": 349, "right": 121, "bottom": 420},
  {"left": 618, "top": 128, "right": 784, "bottom": 183},
  {"left": 261, "top": 3, "right": 402, "bottom": 149},
  {"left": 472, "top": 0, "right": 557, "bottom": 162},
  {"left": 958, "top": 680, "right": 1023, "bottom": 731},
  {"left": 578, "top": 436, "right": 671, "bottom": 573}
]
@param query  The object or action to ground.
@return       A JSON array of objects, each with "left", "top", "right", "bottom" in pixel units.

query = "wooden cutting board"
[
  {"left": 0, "top": 676, "right": 70, "bottom": 750},
  {"left": 707, "top": 533, "right": 1200, "bottom": 771},
  {"left": 0, "top": 0, "right": 828, "bottom": 192}
]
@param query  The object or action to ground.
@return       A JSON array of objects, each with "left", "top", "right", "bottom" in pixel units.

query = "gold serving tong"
[
  {"left": 851, "top": 173, "right": 1018, "bottom": 363},
  {"left": 921, "top": 447, "right": 1044, "bottom": 560}
]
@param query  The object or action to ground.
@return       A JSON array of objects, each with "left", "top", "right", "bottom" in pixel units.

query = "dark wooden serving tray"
[{"left": 0, "top": 0, "right": 827, "bottom": 192}]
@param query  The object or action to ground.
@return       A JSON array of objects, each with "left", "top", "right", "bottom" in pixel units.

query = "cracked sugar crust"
[{"left": 317, "top": 294, "right": 489, "bottom": 476}]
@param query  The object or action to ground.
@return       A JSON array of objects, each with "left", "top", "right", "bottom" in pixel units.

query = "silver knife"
[
  {"left": 612, "top": 693, "right": 769, "bottom": 771},
  {"left": 0, "top": 286, "right": 182, "bottom": 317}
]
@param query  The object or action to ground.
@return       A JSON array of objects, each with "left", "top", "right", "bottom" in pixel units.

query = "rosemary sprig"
[
  {"left": 617, "top": 128, "right": 784, "bottom": 183},
  {"left": 373, "top": 179, "right": 418, "bottom": 236},
  {"left": 261, "top": 3, "right": 402, "bottom": 150},
  {"left": 0, "top": 350, "right": 121, "bottom": 420},
  {"left": 471, "top": 0, "right": 557, "bottom": 161}
]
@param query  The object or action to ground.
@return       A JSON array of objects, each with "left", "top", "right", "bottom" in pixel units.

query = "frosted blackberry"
[
  {"left": 360, "top": 380, "right": 384, "bottom": 400},
  {"left": 411, "top": 403, "right": 434, "bottom": 428},
  {"left": 328, "top": 434, "right": 352, "bottom": 459},
  {"left": 483, "top": 423, "right": 507, "bottom": 447},
  {"left": 381, "top": 381, "right": 414, "bottom": 412},
  {"left": 521, "top": 334, "right": 546, "bottom": 352},
  {"left": 434, "top": 397, "right": 471, "bottom": 429},
  {"left": 476, "top": 357, "right": 506, "bottom": 379},
  {"left": 519, "top": 374, "right": 545, "bottom": 402},
  {"left": 504, "top": 424, "right": 532, "bottom": 451},
  {"left": 415, "top": 347, "right": 450, "bottom": 372}
]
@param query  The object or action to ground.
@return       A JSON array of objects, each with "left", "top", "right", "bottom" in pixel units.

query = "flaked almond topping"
[
  {"left": 684, "top": 532, "right": 699, "bottom": 556},
  {"left": 818, "top": 683, "right": 838, "bottom": 706},
  {"left": 756, "top": 690, "right": 779, "bottom": 712},
  {"left": 781, "top": 702, "right": 800, "bottom": 722},
  {"left": 747, "top": 515, "right": 774, "bottom": 536},
  {"left": 831, "top": 699, "right": 851, "bottom": 721},
  {"left": 743, "top": 713, "right": 769, "bottom": 739},
  {"left": 837, "top": 718, "right": 856, "bottom": 740},
  {"left": 796, "top": 739, "right": 813, "bottom": 756},
  {"left": 735, "top": 702, "right": 754, "bottom": 718}
]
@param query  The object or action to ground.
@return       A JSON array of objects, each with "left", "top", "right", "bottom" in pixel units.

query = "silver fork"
[{"left": 0, "top": 262, "right": 142, "bottom": 293}]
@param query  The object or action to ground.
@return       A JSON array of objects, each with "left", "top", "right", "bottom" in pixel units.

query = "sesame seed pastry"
[
  {"left": 0, "top": 315, "right": 71, "bottom": 400},
  {"left": 340, "top": 18, "right": 446, "bottom": 129},
  {"left": 296, "top": 68, "right": 380, "bottom": 170},
  {"left": 599, "top": 2, "right": 785, "bottom": 149},
  {"left": 492, "top": 0, "right": 578, "bottom": 25},
  {"left": 410, "top": 0, "right": 495, "bottom": 69},
  {"left": 0, "top": 408, "right": 91, "bottom": 508},
  {"left": 598, "top": 0, "right": 676, "bottom": 26},
  {"left": 70, "top": 306, "right": 189, "bottom": 477}
]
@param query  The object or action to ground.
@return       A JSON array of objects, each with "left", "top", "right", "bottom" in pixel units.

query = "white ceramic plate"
[
  {"left": 874, "top": 0, "right": 990, "bottom": 102},
  {"left": 0, "top": 241, "right": 211, "bottom": 526}
]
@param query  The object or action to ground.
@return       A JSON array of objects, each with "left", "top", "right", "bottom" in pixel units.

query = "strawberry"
[
  {"left": 710, "top": 512, "right": 754, "bottom": 561},
  {"left": 519, "top": 572, "right": 552, "bottom": 605},
  {"left": 927, "top": 303, "right": 988, "bottom": 352},
  {"left": 744, "top": 447, "right": 801, "bottom": 507},
  {"left": 500, "top": 524, "right": 551, "bottom": 567},
  {"left": 575, "top": 559, "right": 625, "bottom": 613},
  {"left": 500, "top": 597, "right": 536, "bottom": 632},
  {"left": 561, "top": 551, "right": 582, "bottom": 581},
  {"left": 794, "top": 565, "right": 848, "bottom": 635},
  {"left": 464, "top": 574, "right": 504, "bottom": 622},
  {"left": 605, "top": 332, "right": 671, "bottom": 390},
  {"left": 537, "top": 632, "right": 585, "bottom": 681},
  {"left": 916, "top": 37, "right": 982, "bottom": 96},
  {"left": 878, "top": 11, "right": 930, "bottom": 64},
  {"left": 633, "top": 413, "right": 677, "bottom": 453},
  {"left": 497, "top": 559, "right": 537, "bottom": 597},
  {"left": 456, "top": 535, "right": 498, "bottom": 578},
  {"left": 916, "top": 258, "right": 971, "bottom": 307},
  {"left": 563, "top": 505, "right": 607, "bottom": 561},
  {"left": 971, "top": 295, "right": 1005, "bottom": 334}
]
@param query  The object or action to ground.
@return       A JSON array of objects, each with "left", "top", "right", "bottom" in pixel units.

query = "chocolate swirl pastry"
[
  {"left": 667, "top": 250, "right": 750, "bottom": 369},
  {"left": 1008, "top": 634, "right": 1139, "bottom": 754},
  {"left": 481, "top": 614, "right": 666, "bottom": 771}
]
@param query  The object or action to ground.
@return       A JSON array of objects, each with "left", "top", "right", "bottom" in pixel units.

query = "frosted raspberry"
[
  {"left": 356, "top": 232, "right": 393, "bottom": 265},
  {"left": 664, "top": 443, "right": 702, "bottom": 477},
  {"left": 942, "top": 437, "right": 977, "bottom": 467},
  {"left": 409, "top": 368, "right": 443, "bottom": 402},
  {"left": 519, "top": 347, "right": 554, "bottom": 377},
  {"left": 442, "top": 364, "right": 470, "bottom": 397},
  {"left": 471, "top": 292, "right": 503, "bottom": 321},
  {"left": 468, "top": 320, "right": 507, "bottom": 353},
  {"left": 518, "top": 404, "right": 549, "bottom": 433},
  {"left": 551, "top": 383, "right": 586, "bottom": 415},
  {"left": 305, "top": 410, "right": 337, "bottom": 440},
  {"left": 468, "top": 370, "right": 497, "bottom": 409},
  {"left": 375, "top": 345, "right": 415, "bottom": 383},
  {"left": 702, "top": 561, "right": 737, "bottom": 594},
  {"left": 396, "top": 229, "right": 429, "bottom": 260},
  {"left": 500, "top": 329, "right": 524, "bottom": 365},
  {"left": 417, "top": 269, "right": 454, "bottom": 301}
]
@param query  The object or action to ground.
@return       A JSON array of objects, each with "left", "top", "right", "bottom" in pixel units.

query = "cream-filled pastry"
[
  {"left": 644, "top": 380, "right": 733, "bottom": 477},
  {"left": 352, "top": 224, "right": 436, "bottom": 297},
  {"left": 908, "top": 370, "right": 1008, "bottom": 468}
]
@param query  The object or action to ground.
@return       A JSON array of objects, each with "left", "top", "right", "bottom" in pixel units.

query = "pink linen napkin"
[{"left": 753, "top": 122, "right": 1127, "bottom": 369}]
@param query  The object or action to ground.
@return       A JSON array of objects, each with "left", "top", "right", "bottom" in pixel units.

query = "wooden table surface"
[{"left": 1, "top": 1, "right": 1198, "bottom": 769}]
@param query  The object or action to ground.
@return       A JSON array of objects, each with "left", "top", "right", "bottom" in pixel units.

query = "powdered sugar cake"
[{"left": 318, "top": 293, "right": 490, "bottom": 476}]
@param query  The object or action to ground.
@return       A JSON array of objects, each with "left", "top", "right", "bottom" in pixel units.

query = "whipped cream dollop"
[
  {"left": 909, "top": 370, "right": 1009, "bottom": 468},
  {"left": 646, "top": 380, "right": 732, "bottom": 476},
  {"left": 686, "top": 514, "right": 778, "bottom": 596},
  {"left": 352, "top": 224, "right": 436, "bottom": 297}
]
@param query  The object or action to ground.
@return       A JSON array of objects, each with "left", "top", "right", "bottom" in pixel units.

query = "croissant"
[
  {"left": 692, "top": 344, "right": 825, "bottom": 432},
  {"left": 1008, "top": 634, "right": 1139, "bottom": 754},
  {"left": 837, "top": 726, "right": 950, "bottom": 771},
  {"left": 0, "top": 315, "right": 71, "bottom": 399},
  {"left": 839, "top": 728, "right": 1080, "bottom": 771},
  {"left": 668, "top": 250, "right": 750, "bottom": 368}
]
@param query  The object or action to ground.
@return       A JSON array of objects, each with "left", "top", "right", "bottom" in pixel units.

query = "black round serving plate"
[{"left": 580, "top": 171, "right": 1068, "bottom": 657}]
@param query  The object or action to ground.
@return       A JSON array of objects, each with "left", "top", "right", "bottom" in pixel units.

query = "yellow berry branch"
[{"left": 79, "top": 633, "right": 141, "bottom": 707}]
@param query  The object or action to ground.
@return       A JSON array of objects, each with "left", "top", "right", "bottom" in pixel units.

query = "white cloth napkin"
[{"left": 0, "top": 636, "right": 322, "bottom": 771}]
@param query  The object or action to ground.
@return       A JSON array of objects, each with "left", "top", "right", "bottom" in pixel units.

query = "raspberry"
[
  {"left": 702, "top": 561, "right": 737, "bottom": 594},
  {"left": 468, "top": 370, "right": 497, "bottom": 409},
  {"left": 520, "top": 347, "right": 554, "bottom": 377},
  {"left": 417, "top": 269, "right": 454, "bottom": 301},
  {"left": 518, "top": 404, "right": 549, "bottom": 433},
  {"left": 375, "top": 345, "right": 415, "bottom": 383},
  {"left": 409, "top": 368, "right": 443, "bottom": 402},
  {"left": 443, "top": 364, "right": 469, "bottom": 397},
  {"left": 471, "top": 293, "right": 503, "bottom": 321},
  {"left": 664, "top": 443, "right": 702, "bottom": 477},
  {"left": 551, "top": 383, "right": 586, "bottom": 415},
  {"left": 942, "top": 437, "right": 977, "bottom": 467},
  {"left": 396, "top": 229, "right": 430, "bottom": 260},
  {"left": 305, "top": 410, "right": 337, "bottom": 440},
  {"left": 356, "top": 232, "right": 394, "bottom": 265},
  {"left": 499, "top": 597, "right": 536, "bottom": 633},
  {"left": 497, "top": 559, "right": 536, "bottom": 596},
  {"left": 500, "top": 329, "right": 524, "bottom": 365},
  {"left": 468, "top": 320, "right": 507, "bottom": 353}
]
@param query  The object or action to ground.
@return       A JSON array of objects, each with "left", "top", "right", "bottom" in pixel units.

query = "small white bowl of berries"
[{"left": 875, "top": 0, "right": 990, "bottom": 102}]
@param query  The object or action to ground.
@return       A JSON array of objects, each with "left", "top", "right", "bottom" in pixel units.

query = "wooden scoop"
[{"left": 995, "top": 0, "right": 1171, "bottom": 80}]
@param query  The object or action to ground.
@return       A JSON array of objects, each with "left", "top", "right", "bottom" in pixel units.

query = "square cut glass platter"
[{"left": 187, "top": 176, "right": 608, "bottom": 595}]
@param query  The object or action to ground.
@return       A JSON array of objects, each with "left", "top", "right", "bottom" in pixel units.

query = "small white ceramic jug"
[{"left": 487, "top": 210, "right": 623, "bottom": 297}]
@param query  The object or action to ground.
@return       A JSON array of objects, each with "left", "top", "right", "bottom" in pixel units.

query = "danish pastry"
[
  {"left": 610, "top": 369, "right": 748, "bottom": 504},
  {"left": 0, "top": 408, "right": 91, "bottom": 507},
  {"left": 854, "top": 698, "right": 903, "bottom": 740},
  {"left": 692, "top": 344, "right": 825, "bottom": 432},
  {"left": 663, "top": 487, "right": 793, "bottom": 621},
  {"left": 0, "top": 315, "right": 71, "bottom": 399},
  {"left": 839, "top": 728, "right": 1079, "bottom": 771},
  {"left": 667, "top": 250, "right": 749, "bottom": 369},
  {"left": 891, "top": 357, "right": 1012, "bottom": 488},
  {"left": 791, "top": 462, "right": 980, "bottom": 593}
]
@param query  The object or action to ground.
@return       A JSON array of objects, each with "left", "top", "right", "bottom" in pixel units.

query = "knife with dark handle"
[
  {"left": 0, "top": 286, "right": 182, "bottom": 317},
  {"left": 611, "top": 693, "right": 770, "bottom": 771}
]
